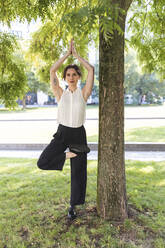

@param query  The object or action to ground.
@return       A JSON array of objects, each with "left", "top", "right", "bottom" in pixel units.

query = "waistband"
[{"left": 58, "top": 124, "right": 84, "bottom": 131}]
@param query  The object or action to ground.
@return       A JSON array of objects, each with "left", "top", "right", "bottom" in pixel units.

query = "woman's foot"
[
  {"left": 68, "top": 206, "right": 77, "bottom": 220},
  {"left": 66, "top": 152, "right": 77, "bottom": 159}
]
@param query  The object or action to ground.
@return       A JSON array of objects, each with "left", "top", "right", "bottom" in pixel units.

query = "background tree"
[
  {"left": 133, "top": 74, "right": 165, "bottom": 105},
  {"left": 124, "top": 51, "right": 140, "bottom": 95},
  {"left": 128, "top": 0, "right": 165, "bottom": 79},
  {"left": 0, "top": 32, "right": 27, "bottom": 108},
  {"left": 27, "top": 71, "right": 50, "bottom": 94},
  {"left": 124, "top": 52, "right": 165, "bottom": 105},
  {"left": 20, "top": 71, "right": 51, "bottom": 109}
]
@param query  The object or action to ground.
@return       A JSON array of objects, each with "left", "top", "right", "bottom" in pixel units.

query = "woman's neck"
[{"left": 68, "top": 86, "right": 77, "bottom": 92}]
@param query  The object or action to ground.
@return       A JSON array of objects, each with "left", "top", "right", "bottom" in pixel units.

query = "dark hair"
[{"left": 63, "top": 64, "right": 82, "bottom": 80}]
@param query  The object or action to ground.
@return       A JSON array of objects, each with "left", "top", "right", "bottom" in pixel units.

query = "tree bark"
[
  {"left": 22, "top": 95, "right": 26, "bottom": 110},
  {"left": 97, "top": 0, "right": 130, "bottom": 220}
]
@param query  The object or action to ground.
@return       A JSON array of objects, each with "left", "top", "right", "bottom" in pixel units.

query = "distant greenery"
[
  {"left": 124, "top": 52, "right": 165, "bottom": 105},
  {"left": 0, "top": 158, "right": 164, "bottom": 248},
  {"left": 0, "top": 32, "right": 27, "bottom": 108}
]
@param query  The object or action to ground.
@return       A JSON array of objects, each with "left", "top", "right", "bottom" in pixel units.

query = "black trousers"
[{"left": 37, "top": 124, "right": 87, "bottom": 206}]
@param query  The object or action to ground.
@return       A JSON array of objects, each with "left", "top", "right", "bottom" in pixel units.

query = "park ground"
[
  {"left": 0, "top": 105, "right": 165, "bottom": 247},
  {"left": 0, "top": 158, "right": 165, "bottom": 248}
]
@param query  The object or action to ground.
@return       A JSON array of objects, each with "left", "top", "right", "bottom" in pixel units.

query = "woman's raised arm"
[
  {"left": 50, "top": 41, "right": 72, "bottom": 102},
  {"left": 71, "top": 39, "right": 94, "bottom": 101}
]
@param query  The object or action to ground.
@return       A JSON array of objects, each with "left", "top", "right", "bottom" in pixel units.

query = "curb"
[{"left": 1, "top": 142, "right": 165, "bottom": 151}]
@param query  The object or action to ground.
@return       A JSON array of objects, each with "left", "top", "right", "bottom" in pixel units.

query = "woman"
[{"left": 37, "top": 39, "right": 94, "bottom": 220}]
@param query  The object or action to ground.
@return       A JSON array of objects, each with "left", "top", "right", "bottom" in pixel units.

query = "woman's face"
[{"left": 65, "top": 68, "right": 80, "bottom": 86}]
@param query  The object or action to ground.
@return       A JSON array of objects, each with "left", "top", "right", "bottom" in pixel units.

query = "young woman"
[{"left": 37, "top": 39, "right": 94, "bottom": 220}]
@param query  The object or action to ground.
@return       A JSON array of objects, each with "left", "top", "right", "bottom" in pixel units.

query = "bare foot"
[{"left": 66, "top": 152, "right": 77, "bottom": 159}]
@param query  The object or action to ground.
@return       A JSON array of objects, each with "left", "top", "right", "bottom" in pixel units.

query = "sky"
[{"left": 0, "top": 20, "right": 40, "bottom": 40}]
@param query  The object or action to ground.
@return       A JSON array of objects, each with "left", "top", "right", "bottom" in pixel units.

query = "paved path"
[{"left": 1, "top": 150, "right": 165, "bottom": 161}]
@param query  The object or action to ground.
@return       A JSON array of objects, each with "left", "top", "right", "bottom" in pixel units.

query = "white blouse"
[{"left": 57, "top": 87, "right": 86, "bottom": 128}]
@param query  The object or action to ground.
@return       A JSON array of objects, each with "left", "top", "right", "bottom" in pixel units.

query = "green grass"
[
  {"left": 125, "top": 104, "right": 163, "bottom": 107},
  {"left": 88, "top": 135, "right": 98, "bottom": 142},
  {"left": 0, "top": 158, "right": 165, "bottom": 248},
  {"left": 88, "top": 126, "right": 165, "bottom": 142},
  {"left": 125, "top": 127, "right": 165, "bottom": 142}
]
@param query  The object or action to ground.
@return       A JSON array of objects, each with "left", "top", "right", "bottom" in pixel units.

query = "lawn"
[
  {"left": 88, "top": 126, "right": 165, "bottom": 142},
  {"left": 125, "top": 127, "right": 165, "bottom": 142},
  {"left": 0, "top": 158, "right": 165, "bottom": 248}
]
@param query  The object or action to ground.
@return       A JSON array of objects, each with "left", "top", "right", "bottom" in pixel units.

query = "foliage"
[
  {"left": 0, "top": 0, "right": 165, "bottom": 105},
  {"left": 0, "top": 0, "right": 54, "bottom": 24},
  {"left": 0, "top": 32, "right": 27, "bottom": 108},
  {"left": 1, "top": 0, "right": 165, "bottom": 94},
  {"left": 25, "top": 0, "right": 165, "bottom": 85},
  {"left": 135, "top": 74, "right": 165, "bottom": 104},
  {"left": 26, "top": 0, "right": 127, "bottom": 83},
  {"left": 27, "top": 71, "right": 50, "bottom": 94},
  {"left": 124, "top": 51, "right": 141, "bottom": 99},
  {"left": 27, "top": 17, "right": 90, "bottom": 83},
  {"left": 124, "top": 51, "right": 165, "bottom": 104},
  {"left": 128, "top": 0, "right": 165, "bottom": 79},
  {"left": 0, "top": 32, "right": 49, "bottom": 109}
]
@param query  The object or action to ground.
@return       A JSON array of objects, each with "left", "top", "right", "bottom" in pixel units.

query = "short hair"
[{"left": 63, "top": 64, "right": 82, "bottom": 80}]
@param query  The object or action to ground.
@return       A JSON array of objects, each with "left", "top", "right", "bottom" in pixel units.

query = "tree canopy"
[
  {"left": 25, "top": 0, "right": 165, "bottom": 83},
  {"left": 128, "top": 0, "right": 165, "bottom": 79},
  {"left": 124, "top": 51, "right": 165, "bottom": 104},
  {"left": 0, "top": 0, "right": 165, "bottom": 96}
]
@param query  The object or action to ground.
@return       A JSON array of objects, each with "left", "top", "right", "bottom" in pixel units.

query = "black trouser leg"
[
  {"left": 70, "top": 152, "right": 87, "bottom": 206},
  {"left": 37, "top": 124, "right": 88, "bottom": 206},
  {"left": 37, "top": 129, "right": 67, "bottom": 171}
]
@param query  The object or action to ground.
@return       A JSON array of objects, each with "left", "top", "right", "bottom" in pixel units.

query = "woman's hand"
[
  {"left": 71, "top": 39, "right": 78, "bottom": 57},
  {"left": 67, "top": 39, "right": 72, "bottom": 56}
]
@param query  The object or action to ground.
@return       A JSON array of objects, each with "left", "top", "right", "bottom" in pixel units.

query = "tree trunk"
[
  {"left": 97, "top": 0, "right": 130, "bottom": 220},
  {"left": 22, "top": 95, "right": 26, "bottom": 110}
]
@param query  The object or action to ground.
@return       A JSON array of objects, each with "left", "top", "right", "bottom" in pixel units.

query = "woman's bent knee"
[{"left": 37, "top": 158, "right": 48, "bottom": 170}]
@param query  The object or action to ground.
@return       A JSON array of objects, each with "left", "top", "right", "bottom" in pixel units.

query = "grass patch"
[
  {"left": 0, "top": 158, "right": 165, "bottom": 247},
  {"left": 88, "top": 135, "right": 98, "bottom": 142},
  {"left": 125, "top": 104, "right": 163, "bottom": 107},
  {"left": 125, "top": 127, "right": 165, "bottom": 142},
  {"left": 88, "top": 126, "right": 165, "bottom": 142}
]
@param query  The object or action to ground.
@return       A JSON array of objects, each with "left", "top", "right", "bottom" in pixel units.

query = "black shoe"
[
  {"left": 68, "top": 207, "right": 77, "bottom": 220},
  {"left": 69, "top": 144, "right": 90, "bottom": 154}
]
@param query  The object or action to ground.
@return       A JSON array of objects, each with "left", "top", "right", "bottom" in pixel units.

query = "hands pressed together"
[{"left": 67, "top": 39, "right": 78, "bottom": 57}]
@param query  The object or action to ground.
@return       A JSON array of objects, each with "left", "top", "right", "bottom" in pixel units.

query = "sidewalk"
[
  {"left": 1, "top": 142, "right": 165, "bottom": 151},
  {"left": 1, "top": 150, "right": 165, "bottom": 161},
  {"left": 1, "top": 142, "right": 165, "bottom": 161}
]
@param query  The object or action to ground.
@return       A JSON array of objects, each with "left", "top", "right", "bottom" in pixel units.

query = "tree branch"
[{"left": 125, "top": 0, "right": 133, "bottom": 11}]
